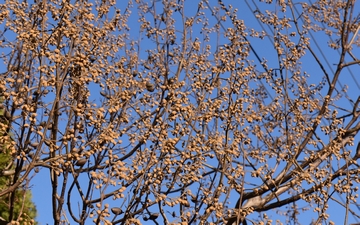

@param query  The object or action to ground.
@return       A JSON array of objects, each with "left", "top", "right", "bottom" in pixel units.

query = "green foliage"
[
  {"left": 0, "top": 97, "right": 37, "bottom": 224},
  {"left": 0, "top": 187, "right": 37, "bottom": 225}
]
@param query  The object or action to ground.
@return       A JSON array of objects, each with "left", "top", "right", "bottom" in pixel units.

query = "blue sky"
[{"left": 1, "top": 0, "right": 360, "bottom": 224}]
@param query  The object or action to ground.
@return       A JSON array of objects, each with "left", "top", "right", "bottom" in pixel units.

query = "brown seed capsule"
[
  {"left": 168, "top": 77, "right": 175, "bottom": 84},
  {"left": 191, "top": 196, "right": 198, "bottom": 203},
  {"left": 100, "top": 91, "right": 108, "bottom": 98},
  {"left": 30, "top": 142, "right": 39, "bottom": 148},
  {"left": 149, "top": 213, "right": 159, "bottom": 220},
  {"left": 44, "top": 140, "right": 51, "bottom": 146},
  {"left": 144, "top": 64, "right": 151, "bottom": 70},
  {"left": 182, "top": 200, "right": 190, "bottom": 207},
  {"left": 146, "top": 82, "right": 155, "bottom": 92},
  {"left": 4, "top": 110, "right": 11, "bottom": 119},
  {"left": 28, "top": 152, "right": 35, "bottom": 159},
  {"left": 75, "top": 158, "right": 87, "bottom": 167},
  {"left": 111, "top": 207, "right": 123, "bottom": 215}
]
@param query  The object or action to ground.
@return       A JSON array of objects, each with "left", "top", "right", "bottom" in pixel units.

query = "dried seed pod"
[
  {"left": 111, "top": 207, "right": 123, "bottom": 215},
  {"left": 28, "top": 152, "right": 35, "bottom": 159},
  {"left": 146, "top": 82, "right": 155, "bottom": 92},
  {"left": 168, "top": 77, "right": 175, "bottom": 85},
  {"left": 132, "top": 70, "right": 138, "bottom": 77},
  {"left": 75, "top": 158, "right": 87, "bottom": 167},
  {"left": 170, "top": 38, "right": 175, "bottom": 45},
  {"left": 100, "top": 91, "right": 107, "bottom": 97},
  {"left": 44, "top": 140, "right": 51, "bottom": 146},
  {"left": 144, "top": 64, "right": 151, "bottom": 70},
  {"left": 191, "top": 196, "right": 198, "bottom": 203},
  {"left": 149, "top": 213, "right": 159, "bottom": 220},
  {"left": 3, "top": 109, "right": 10, "bottom": 119},
  {"left": 30, "top": 142, "right": 39, "bottom": 148},
  {"left": 182, "top": 200, "right": 190, "bottom": 207}
]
